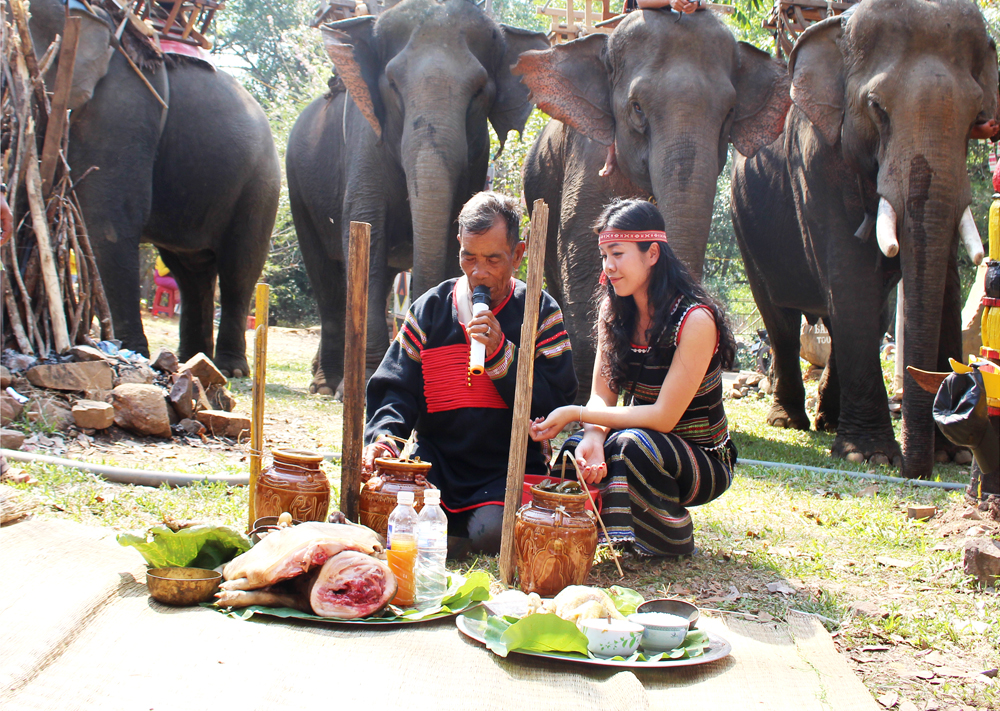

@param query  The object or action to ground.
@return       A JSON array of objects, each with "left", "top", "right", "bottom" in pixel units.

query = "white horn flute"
[
  {"left": 876, "top": 197, "right": 899, "bottom": 258},
  {"left": 958, "top": 206, "right": 985, "bottom": 265}
]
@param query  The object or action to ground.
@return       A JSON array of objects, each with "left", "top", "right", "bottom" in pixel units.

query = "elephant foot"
[
  {"left": 831, "top": 434, "right": 902, "bottom": 468},
  {"left": 213, "top": 353, "right": 250, "bottom": 380},
  {"left": 813, "top": 410, "right": 838, "bottom": 433},
  {"left": 767, "top": 403, "right": 810, "bottom": 430},
  {"left": 310, "top": 377, "right": 345, "bottom": 401}
]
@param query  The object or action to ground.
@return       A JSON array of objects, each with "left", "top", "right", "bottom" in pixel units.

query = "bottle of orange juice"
[{"left": 386, "top": 490, "right": 418, "bottom": 607}]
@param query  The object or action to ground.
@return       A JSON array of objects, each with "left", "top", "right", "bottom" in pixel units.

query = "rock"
[
  {"left": 962, "top": 508, "right": 983, "bottom": 521},
  {"left": 69, "top": 345, "right": 108, "bottom": 363},
  {"left": 729, "top": 389, "right": 743, "bottom": 399},
  {"left": 1, "top": 395, "right": 23, "bottom": 426},
  {"left": 166, "top": 398, "right": 180, "bottom": 425},
  {"left": 151, "top": 349, "right": 179, "bottom": 374},
  {"left": 746, "top": 372, "right": 763, "bottom": 387},
  {"left": 195, "top": 409, "right": 250, "bottom": 439},
  {"left": 26, "top": 361, "right": 113, "bottom": 392},
  {"left": 934, "top": 450, "right": 950, "bottom": 464},
  {"left": 191, "top": 376, "right": 212, "bottom": 413},
  {"left": 114, "top": 363, "right": 156, "bottom": 387},
  {"left": 0, "top": 365, "right": 10, "bottom": 388},
  {"left": 0, "top": 428, "right": 25, "bottom": 449},
  {"left": 758, "top": 376, "right": 771, "bottom": 394},
  {"left": 806, "top": 396, "right": 817, "bottom": 410},
  {"left": 4, "top": 353, "right": 36, "bottom": 371},
  {"left": 181, "top": 353, "right": 226, "bottom": 387},
  {"left": 849, "top": 600, "right": 888, "bottom": 619},
  {"left": 71, "top": 400, "right": 114, "bottom": 430},
  {"left": 26, "top": 397, "right": 74, "bottom": 430},
  {"left": 206, "top": 384, "right": 235, "bottom": 412},
  {"left": 963, "top": 538, "right": 1000, "bottom": 587},
  {"left": 169, "top": 371, "right": 196, "bottom": 419},
  {"left": 178, "top": 418, "right": 206, "bottom": 436},
  {"left": 735, "top": 374, "right": 748, "bottom": 387},
  {"left": 111, "top": 384, "right": 171, "bottom": 438},
  {"left": 953, "top": 449, "right": 973, "bottom": 465}
]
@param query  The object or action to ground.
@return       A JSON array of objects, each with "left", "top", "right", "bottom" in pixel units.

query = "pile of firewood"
[{"left": 2, "top": 0, "right": 113, "bottom": 357}]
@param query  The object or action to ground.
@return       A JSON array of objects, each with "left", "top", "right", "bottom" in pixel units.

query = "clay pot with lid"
[
  {"left": 359, "top": 457, "right": 435, "bottom": 538},
  {"left": 254, "top": 449, "right": 330, "bottom": 523},
  {"left": 514, "top": 485, "right": 598, "bottom": 597}
]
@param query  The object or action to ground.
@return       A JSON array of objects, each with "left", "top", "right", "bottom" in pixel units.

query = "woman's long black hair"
[{"left": 594, "top": 199, "right": 736, "bottom": 393}]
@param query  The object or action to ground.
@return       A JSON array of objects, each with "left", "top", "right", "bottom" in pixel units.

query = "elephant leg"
[
  {"left": 761, "top": 306, "right": 809, "bottom": 430},
  {"left": 159, "top": 249, "right": 217, "bottom": 363},
  {"left": 814, "top": 334, "right": 841, "bottom": 433}
]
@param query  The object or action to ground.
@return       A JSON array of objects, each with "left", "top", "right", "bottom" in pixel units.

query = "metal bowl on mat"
[
  {"left": 146, "top": 567, "right": 222, "bottom": 606},
  {"left": 635, "top": 598, "right": 700, "bottom": 630},
  {"left": 249, "top": 515, "right": 304, "bottom": 544}
]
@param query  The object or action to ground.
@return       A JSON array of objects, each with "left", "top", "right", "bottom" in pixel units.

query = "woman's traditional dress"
[{"left": 562, "top": 294, "right": 736, "bottom": 556}]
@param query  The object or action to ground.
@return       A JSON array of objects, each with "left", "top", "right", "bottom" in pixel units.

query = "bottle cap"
[
  {"left": 397, "top": 490, "right": 415, "bottom": 505},
  {"left": 423, "top": 488, "right": 440, "bottom": 505}
]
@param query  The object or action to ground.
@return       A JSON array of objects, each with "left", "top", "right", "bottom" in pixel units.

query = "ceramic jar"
[
  {"left": 359, "top": 457, "right": 434, "bottom": 538},
  {"left": 514, "top": 485, "right": 598, "bottom": 597},
  {"left": 254, "top": 449, "right": 330, "bottom": 522}
]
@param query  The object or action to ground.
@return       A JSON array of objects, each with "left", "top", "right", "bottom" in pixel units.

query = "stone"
[
  {"left": 178, "top": 418, "right": 206, "bottom": 436},
  {"left": 0, "top": 365, "right": 10, "bottom": 388},
  {"left": 26, "top": 397, "right": 74, "bottom": 430},
  {"left": 26, "top": 361, "right": 113, "bottom": 392},
  {"left": 963, "top": 538, "right": 1000, "bottom": 587},
  {"left": 169, "top": 371, "right": 195, "bottom": 420},
  {"left": 71, "top": 400, "right": 114, "bottom": 430},
  {"left": 0, "top": 428, "right": 25, "bottom": 449},
  {"left": 4, "top": 353, "right": 36, "bottom": 371},
  {"left": 745, "top": 372, "right": 763, "bottom": 387},
  {"left": 849, "top": 600, "right": 888, "bottom": 619},
  {"left": 181, "top": 353, "right": 226, "bottom": 387},
  {"left": 69, "top": 345, "right": 108, "bottom": 363},
  {"left": 735, "top": 374, "right": 748, "bottom": 386},
  {"left": 151, "top": 349, "right": 179, "bottom": 374},
  {"left": 1, "top": 395, "right": 23, "bottom": 426},
  {"left": 206, "top": 384, "right": 235, "bottom": 412},
  {"left": 195, "top": 409, "right": 250, "bottom": 439},
  {"left": 954, "top": 449, "right": 973, "bottom": 465},
  {"left": 191, "top": 376, "right": 212, "bottom": 413},
  {"left": 758, "top": 377, "right": 771, "bottom": 394},
  {"left": 111, "top": 384, "right": 171, "bottom": 438},
  {"left": 166, "top": 398, "right": 180, "bottom": 425},
  {"left": 113, "top": 363, "right": 156, "bottom": 387}
]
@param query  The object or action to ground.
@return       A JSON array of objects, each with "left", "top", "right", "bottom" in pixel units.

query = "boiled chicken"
[{"left": 542, "top": 586, "right": 624, "bottom": 623}]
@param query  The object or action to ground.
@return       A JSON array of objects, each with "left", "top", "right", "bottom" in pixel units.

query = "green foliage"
[{"left": 117, "top": 524, "right": 251, "bottom": 568}]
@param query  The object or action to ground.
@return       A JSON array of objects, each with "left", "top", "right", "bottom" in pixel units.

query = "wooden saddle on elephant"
[{"left": 126, "top": 0, "right": 222, "bottom": 50}]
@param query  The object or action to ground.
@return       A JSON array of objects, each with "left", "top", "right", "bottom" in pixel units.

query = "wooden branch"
[
  {"left": 36, "top": 34, "right": 61, "bottom": 79},
  {"left": 9, "top": 0, "right": 51, "bottom": 118},
  {"left": 341, "top": 221, "right": 371, "bottom": 522},
  {"left": 40, "top": 17, "right": 81, "bottom": 197},
  {"left": 2, "top": 275, "right": 33, "bottom": 354},
  {"left": 5, "top": 241, "right": 39, "bottom": 351},
  {"left": 498, "top": 199, "right": 550, "bottom": 586}
]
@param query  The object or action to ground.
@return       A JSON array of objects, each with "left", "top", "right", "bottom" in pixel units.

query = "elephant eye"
[
  {"left": 868, "top": 96, "right": 889, "bottom": 126},
  {"left": 632, "top": 102, "right": 643, "bottom": 116}
]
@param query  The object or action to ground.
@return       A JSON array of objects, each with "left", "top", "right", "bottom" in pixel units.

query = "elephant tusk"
[
  {"left": 958, "top": 206, "right": 985, "bottom": 265},
  {"left": 854, "top": 212, "right": 875, "bottom": 241},
  {"left": 876, "top": 197, "right": 899, "bottom": 258}
]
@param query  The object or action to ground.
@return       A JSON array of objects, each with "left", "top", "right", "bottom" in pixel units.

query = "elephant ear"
[
  {"left": 512, "top": 33, "right": 614, "bottom": 146},
  {"left": 490, "top": 25, "right": 550, "bottom": 157},
  {"left": 731, "top": 43, "right": 791, "bottom": 158},
  {"left": 975, "top": 37, "right": 999, "bottom": 126},
  {"left": 788, "top": 14, "right": 846, "bottom": 146},
  {"left": 321, "top": 16, "right": 383, "bottom": 139},
  {"left": 66, "top": 6, "right": 114, "bottom": 113}
]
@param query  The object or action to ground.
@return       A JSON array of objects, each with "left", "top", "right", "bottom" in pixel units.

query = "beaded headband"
[{"left": 598, "top": 229, "right": 668, "bottom": 245}]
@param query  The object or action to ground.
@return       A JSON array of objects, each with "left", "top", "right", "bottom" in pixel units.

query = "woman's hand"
[
  {"left": 529, "top": 405, "right": 580, "bottom": 442},
  {"left": 574, "top": 434, "right": 608, "bottom": 484}
]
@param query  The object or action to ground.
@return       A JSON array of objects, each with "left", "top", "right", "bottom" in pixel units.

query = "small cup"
[
  {"left": 635, "top": 598, "right": 700, "bottom": 630},
  {"left": 627, "top": 612, "right": 690, "bottom": 653},
  {"left": 579, "top": 618, "right": 644, "bottom": 658}
]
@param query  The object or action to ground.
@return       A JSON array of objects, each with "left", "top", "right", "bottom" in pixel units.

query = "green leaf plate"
[
  {"left": 213, "top": 571, "right": 491, "bottom": 626},
  {"left": 457, "top": 606, "right": 732, "bottom": 669}
]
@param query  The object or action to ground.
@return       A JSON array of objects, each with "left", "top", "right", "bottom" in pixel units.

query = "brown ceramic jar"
[
  {"left": 514, "top": 485, "right": 598, "bottom": 597},
  {"left": 254, "top": 449, "right": 330, "bottom": 522},
  {"left": 359, "top": 457, "right": 434, "bottom": 539}
]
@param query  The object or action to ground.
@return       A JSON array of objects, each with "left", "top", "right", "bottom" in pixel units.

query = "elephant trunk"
[{"left": 647, "top": 133, "right": 721, "bottom": 280}]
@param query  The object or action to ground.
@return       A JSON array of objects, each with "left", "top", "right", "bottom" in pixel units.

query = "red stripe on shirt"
[{"left": 421, "top": 343, "right": 508, "bottom": 413}]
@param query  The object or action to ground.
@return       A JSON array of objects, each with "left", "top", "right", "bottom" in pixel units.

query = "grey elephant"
[
  {"left": 514, "top": 8, "right": 791, "bottom": 393},
  {"left": 27, "top": 0, "right": 280, "bottom": 376},
  {"left": 286, "top": 0, "right": 548, "bottom": 395},
  {"left": 731, "top": 0, "right": 997, "bottom": 478}
]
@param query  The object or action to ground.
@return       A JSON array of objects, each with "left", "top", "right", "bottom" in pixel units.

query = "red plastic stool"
[{"left": 151, "top": 284, "right": 180, "bottom": 317}]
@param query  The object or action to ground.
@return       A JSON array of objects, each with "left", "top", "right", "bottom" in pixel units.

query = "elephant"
[
  {"left": 514, "top": 8, "right": 791, "bottom": 394},
  {"left": 286, "top": 0, "right": 548, "bottom": 395},
  {"left": 730, "top": 0, "right": 998, "bottom": 478},
  {"left": 27, "top": 0, "right": 280, "bottom": 376}
]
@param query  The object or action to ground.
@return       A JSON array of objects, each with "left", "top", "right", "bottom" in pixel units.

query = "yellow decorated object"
[{"left": 983, "top": 197, "right": 999, "bottom": 358}]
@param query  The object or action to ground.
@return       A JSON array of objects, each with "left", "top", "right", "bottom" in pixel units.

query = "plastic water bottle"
[
  {"left": 386, "top": 490, "right": 418, "bottom": 607},
  {"left": 415, "top": 488, "right": 449, "bottom": 610}
]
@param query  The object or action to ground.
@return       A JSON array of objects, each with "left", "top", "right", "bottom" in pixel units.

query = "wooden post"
[
  {"left": 247, "top": 282, "right": 270, "bottom": 531},
  {"left": 40, "top": 17, "right": 81, "bottom": 197},
  {"left": 894, "top": 281, "right": 904, "bottom": 396},
  {"left": 498, "top": 199, "right": 549, "bottom": 586},
  {"left": 341, "top": 221, "right": 371, "bottom": 521}
]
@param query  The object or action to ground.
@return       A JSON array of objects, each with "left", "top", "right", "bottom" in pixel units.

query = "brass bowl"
[
  {"left": 636, "top": 598, "right": 700, "bottom": 630},
  {"left": 146, "top": 567, "right": 222, "bottom": 606}
]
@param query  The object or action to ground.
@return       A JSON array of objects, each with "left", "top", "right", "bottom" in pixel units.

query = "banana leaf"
[{"left": 117, "top": 525, "right": 251, "bottom": 569}]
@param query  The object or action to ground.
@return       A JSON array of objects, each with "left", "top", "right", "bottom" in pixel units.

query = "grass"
[{"left": 4, "top": 316, "right": 998, "bottom": 709}]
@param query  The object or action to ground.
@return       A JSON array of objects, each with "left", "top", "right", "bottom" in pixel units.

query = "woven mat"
[{"left": 1, "top": 518, "right": 879, "bottom": 711}]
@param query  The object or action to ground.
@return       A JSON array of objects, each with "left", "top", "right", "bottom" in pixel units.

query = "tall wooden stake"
[
  {"left": 39, "top": 16, "right": 80, "bottom": 197},
  {"left": 499, "top": 199, "right": 549, "bottom": 586},
  {"left": 247, "top": 283, "right": 270, "bottom": 531},
  {"left": 341, "top": 221, "right": 371, "bottom": 521}
]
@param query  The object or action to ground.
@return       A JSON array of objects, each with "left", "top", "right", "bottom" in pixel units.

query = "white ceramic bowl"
[
  {"left": 627, "top": 612, "right": 689, "bottom": 653},
  {"left": 579, "top": 618, "right": 644, "bottom": 658}
]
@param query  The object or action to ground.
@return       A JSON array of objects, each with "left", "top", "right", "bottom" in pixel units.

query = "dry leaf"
[
  {"left": 766, "top": 581, "right": 796, "bottom": 595},
  {"left": 858, "top": 484, "right": 879, "bottom": 497},
  {"left": 877, "top": 690, "right": 898, "bottom": 708},
  {"left": 757, "top": 611, "right": 774, "bottom": 623},
  {"left": 876, "top": 556, "right": 916, "bottom": 568}
]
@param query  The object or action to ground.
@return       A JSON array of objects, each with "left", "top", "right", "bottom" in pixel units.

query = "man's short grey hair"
[{"left": 458, "top": 192, "right": 522, "bottom": 251}]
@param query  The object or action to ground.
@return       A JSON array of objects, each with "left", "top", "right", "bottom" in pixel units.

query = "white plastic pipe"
[
  {"left": 739, "top": 458, "right": 966, "bottom": 490},
  {"left": 958, "top": 206, "right": 985, "bottom": 265},
  {"left": 876, "top": 197, "right": 899, "bottom": 258}
]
